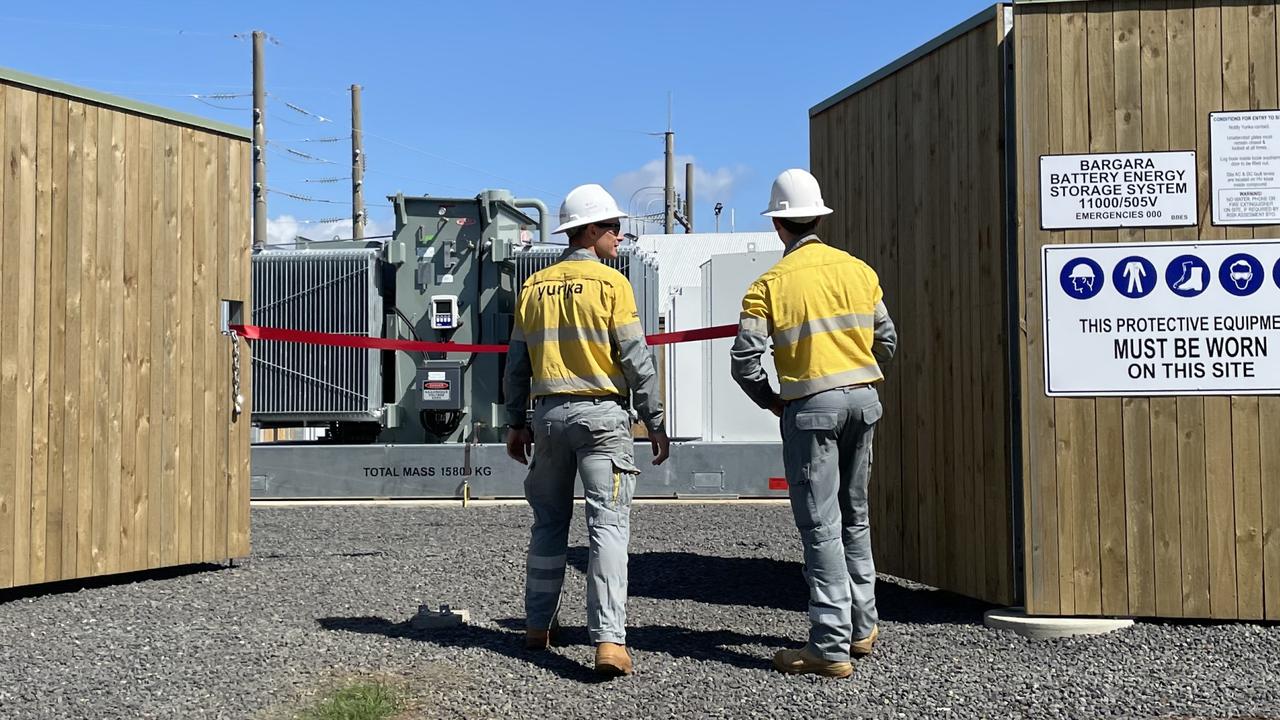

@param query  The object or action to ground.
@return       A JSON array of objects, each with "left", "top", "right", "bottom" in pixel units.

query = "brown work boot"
[
  {"left": 524, "top": 617, "right": 560, "bottom": 650},
  {"left": 851, "top": 625, "right": 879, "bottom": 657},
  {"left": 594, "top": 642, "right": 633, "bottom": 676},
  {"left": 772, "top": 647, "right": 853, "bottom": 678}
]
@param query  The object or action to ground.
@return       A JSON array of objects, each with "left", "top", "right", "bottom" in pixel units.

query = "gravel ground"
[{"left": 0, "top": 502, "right": 1278, "bottom": 720}]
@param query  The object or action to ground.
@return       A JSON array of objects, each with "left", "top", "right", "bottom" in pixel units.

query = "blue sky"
[{"left": 2, "top": 0, "right": 994, "bottom": 243}]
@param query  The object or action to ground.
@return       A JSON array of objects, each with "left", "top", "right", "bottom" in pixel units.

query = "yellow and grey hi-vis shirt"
[
  {"left": 503, "top": 247, "right": 665, "bottom": 431},
  {"left": 730, "top": 235, "right": 897, "bottom": 404}
]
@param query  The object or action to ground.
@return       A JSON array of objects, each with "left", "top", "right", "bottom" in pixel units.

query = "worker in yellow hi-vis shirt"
[
  {"left": 731, "top": 169, "right": 896, "bottom": 679},
  {"left": 503, "top": 183, "right": 669, "bottom": 678}
]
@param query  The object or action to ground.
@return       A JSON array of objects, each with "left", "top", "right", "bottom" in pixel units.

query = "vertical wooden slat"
[
  {"left": 13, "top": 87, "right": 38, "bottom": 588},
  {"left": 45, "top": 96, "right": 69, "bottom": 583},
  {"left": 213, "top": 135, "right": 230, "bottom": 560},
  {"left": 30, "top": 91, "right": 53, "bottom": 584},
  {"left": 0, "top": 84, "right": 15, "bottom": 590},
  {"left": 1086, "top": 2, "right": 1124, "bottom": 617},
  {"left": 231, "top": 140, "right": 251, "bottom": 558},
  {"left": 1020, "top": 6, "right": 1062, "bottom": 616},
  {"left": 1260, "top": 2, "right": 1280, "bottom": 623},
  {"left": 160, "top": 123, "right": 178, "bottom": 567},
  {"left": 1263, "top": 398, "right": 1280, "bottom": 620},
  {"left": 1140, "top": 0, "right": 1181, "bottom": 619},
  {"left": 148, "top": 119, "right": 167, "bottom": 569},
  {"left": 61, "top": 101, "right": 85, "bottom": 581},
  {"left": 1095, "top": 1, "right": 1136, "bottom": 617},
  {"left": 985, "top": 15, "right": 1013, "bottom": 604},
  {"left": 176, "top": 128, "right": 194, "bottom": 565},
  {"left": 107, "top": 110, "right": 126, "bottom": 575},
  {"left": 1194, "top": 0, "right": 1232, "bottom": 619},
  {"left": 896, "top": 61, "right": 921, "bottom": 582},
  {"left": 1060, "top": 4, "right": 1095, "bottom": 616},
  {"left": 201, "top": 130, "right": 220, "bottom": 561},
  {"left": 133, "top": 118, "right": 153, "bottom": 572},
  {"left": 120, "top": 113, "right": 140, "bottom": 573},
  {"left": 1165, "top": 0, "right": 1198, "bottom": 619},
  {"left": 958, "top": 29, "right": 983, "bottom": 599},
  {"left": 937, "top": 38, "right": 962, "bottom": 594},
  {"left": 1116, "top": 0, "right": 1151, "bottom": 618},
  {"left": 190, "top": 131, "right": 209, "bottom": 562},
  {"left": 1226, "top": 0, "right": 1269, "bottom": 621},
  {"left": 90, "top": 107, "right": 113, "bottom": 576},
  {"left": 916, "top": 56, "right": 942, "bottom": 588},
  {"left": 883, "top": 75, "right": 906, "bottom": 584}
]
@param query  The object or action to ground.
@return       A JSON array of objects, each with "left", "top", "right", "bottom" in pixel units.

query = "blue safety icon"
[
  {"left": 1112, "top": 256, "right": 1157, "bottom": 298},
  {"left": 1165, "top": 254, "right": 1210, "bottom": 297},
  {"left": 1218, "top": 253, "right": 1264, "bottom": 297},
  {"left": 1274, "top": 258, "right": 1280, "bottom": 290},
  {"left": 1059, "top": 257, "right": 1105, "bottom": 300}
]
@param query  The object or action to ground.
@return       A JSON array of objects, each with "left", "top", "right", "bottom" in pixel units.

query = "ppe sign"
[
  {"left": 1040, "top": 151, "right": 1197, "bottom": 230},
  {"left": 1043, "top": 240, "right": 1280, "bottom": 396}
]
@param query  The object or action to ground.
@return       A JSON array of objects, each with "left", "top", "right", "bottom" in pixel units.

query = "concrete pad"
[{"left": 984, "top": 607, "right": 1134, "bottom": 639}]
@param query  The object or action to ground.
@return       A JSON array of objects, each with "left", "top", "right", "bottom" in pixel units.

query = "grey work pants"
[
  {"left": 782, "top": 384, "right": 882, "bottom": 661},
  {"left": 523, "top": 396, "right": 639, "bottom": 645}
]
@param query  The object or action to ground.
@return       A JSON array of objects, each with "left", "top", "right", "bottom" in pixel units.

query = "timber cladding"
[
  {"left": 0, "top": 74, "right": 252, "bottom": 591},
  {"left": 811, "top": 11, "right": 1016, "bottom": 607},
  {"left": 812, "top": 0, "right": 1280, "bottom": 620},
  {"left": 1017, "top": 0, "right": 1279, "bottom": 621}
]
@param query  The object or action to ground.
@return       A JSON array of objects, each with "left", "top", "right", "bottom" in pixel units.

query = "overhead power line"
[
  {"left": 361, "top": 129, "right": 560, "bottom": 199},
  {"left": 267, "top": 188, "right": 346, "bottom": 204}
]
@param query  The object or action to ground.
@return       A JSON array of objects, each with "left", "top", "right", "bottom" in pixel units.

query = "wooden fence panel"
[
  {"left": 0, "top": 76, "right": 251, "bottom": 590},
  {"left": 810, "top": 14, "right": 1015, "bottom": 605}
]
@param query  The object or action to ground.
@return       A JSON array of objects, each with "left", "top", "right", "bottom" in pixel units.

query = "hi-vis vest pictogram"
[
  {"left": 739, "top": 239, "right": 885, "bottom": 400},
  {"left": 513, "top": 254, "right": 646, "bottom": 399}
]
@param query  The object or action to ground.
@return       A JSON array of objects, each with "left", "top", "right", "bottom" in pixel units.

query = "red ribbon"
[{"left": 230, "top": 322, "right": 738, "bottom": 353}]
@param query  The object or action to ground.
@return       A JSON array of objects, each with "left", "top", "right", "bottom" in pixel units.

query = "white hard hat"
[
  {"left": 552, "top": 184, "right": 629, "bottom": 234},
  {"left": 761, "top": 168, "right": 834, "bottom": 219},
  {"left": 1069, "top": 263, "right": 1095, "bottom": 279}
]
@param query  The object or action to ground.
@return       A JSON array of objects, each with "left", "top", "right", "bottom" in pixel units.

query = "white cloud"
[
  {"left": 610, "top": 155, "right": 748, "bottom": 222},
  {"left": 265, "top": 215, "right": 392, "bottom": 245}
]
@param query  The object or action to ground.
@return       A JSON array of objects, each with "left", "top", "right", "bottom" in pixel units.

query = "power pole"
[
  {"left": 350, "top": 84, "right": 364, "bottom": 240},
  {"left": 664, "top": 130, "right": 675, "bottom": 234},
  {"left": 684, "top": 162, "right": 694, "bottom": 233},
  {"left": 252, "top": 30, "right": 267, "bottom": 249}
]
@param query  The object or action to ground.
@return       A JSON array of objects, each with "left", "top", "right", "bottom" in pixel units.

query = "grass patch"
[{"left": 296, "top": 680, "right": 407, "bottom": 720}]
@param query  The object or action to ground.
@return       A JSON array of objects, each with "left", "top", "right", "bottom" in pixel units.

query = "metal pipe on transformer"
[{"left": 513, "top": 198, "right": 550, "bottom": 245}]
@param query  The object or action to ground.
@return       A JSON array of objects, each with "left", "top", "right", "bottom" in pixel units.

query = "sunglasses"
[{"left": 594, "top": 222, "right": 622, "bottom": 233}]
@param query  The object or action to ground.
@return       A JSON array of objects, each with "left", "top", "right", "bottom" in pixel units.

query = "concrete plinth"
[{"left": 984, "top": 607, "right": 1134, "bottom": 639}]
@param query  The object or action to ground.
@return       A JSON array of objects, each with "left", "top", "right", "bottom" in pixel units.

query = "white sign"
[
  {"left": 1040, "top": 151, "right": 1197, "bottom": 230},
  {"left": 1043, "top": 240, "right": 1280, "bottom": 396},
  {"left": 1210, "top": 110, "right": 1280, "bottom": 225}
]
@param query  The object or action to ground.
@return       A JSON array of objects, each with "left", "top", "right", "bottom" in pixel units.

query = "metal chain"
[{"left": 226, "top": 328, "right": 244, "bottom": 417}]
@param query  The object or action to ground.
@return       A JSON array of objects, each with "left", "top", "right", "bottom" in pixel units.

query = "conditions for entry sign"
[
  {"left": 1040, "top": 151, "right": 1197, "bottom": 230},
  {"left": 1042, "top": 239, "right": 1280, "bottom": 397}
]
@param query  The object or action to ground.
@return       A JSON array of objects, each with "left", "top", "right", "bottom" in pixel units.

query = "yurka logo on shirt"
[{"left": 537, "top": 282, "right": 585, "bottom": 300}]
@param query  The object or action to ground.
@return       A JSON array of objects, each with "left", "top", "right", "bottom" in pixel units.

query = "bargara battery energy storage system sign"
[
  {"left": 1043, "top": 240, "right": 1280, "bottom": 396},
  {"left": 1040, "top": 151, "right": 1197, "bottom": 230}
]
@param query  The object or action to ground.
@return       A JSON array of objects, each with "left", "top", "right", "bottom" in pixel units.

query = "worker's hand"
[
  {"left": 768, "top": 395, "right": 786, "bottom": 418},
  {"left": 649, "top": 429, "right": 671, "bottom": 466},
  {"left": 505, "top": 426, "right": 533, "bottom": 465}
]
